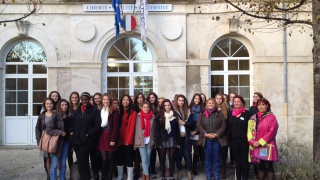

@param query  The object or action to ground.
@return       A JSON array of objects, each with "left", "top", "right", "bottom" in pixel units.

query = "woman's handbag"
[
  {"left": 253, "top": 144, "right": 273, "bottom": 161},
  {"left": 38, "top": 130, "right": 59, "bottom": 153},
  {"left": 180, "top": 125, "right": 186, "bottom": 137}
]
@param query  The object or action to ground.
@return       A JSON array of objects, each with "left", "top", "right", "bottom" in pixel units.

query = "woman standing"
[
  {"left": 154, "top": 99, "right": 180, "bottom": 180},
  {"left": 134, "top": 102, "right": 155, "bottom": 180},
  {"left": 35, "top": 98, "right": 55, "bottom": 180},
  {"left": 69, "top": 92, "right": 80, "bottom": 112},
  {"left": 197, "top": 98, "right": 226, "bottom": 180},
  {"left": 147, "top": 92, "right": 159, "bottom": 174},
  {"left": 174, "top": 95, "right": 192, "bottom": 180},
  {"left": 227, "top": 95, "right": 252, "bottom": 180},
  {"left": 71, "top": 92, "right": 101, "bottom": 180},
  {"left": 188, "top": 93, "right": 204, "bottom": 176},
  {"left": 249, "top": 92, "right": 264, "bottom": 115},
  {"left": 215, "top": 94, "right": 229, "bottom": 179},
  {"left": 118, "top": 95, "right": 137, "bottom": 180},
  {"left": 99, "top": 94, "right": 120, "bottom": 180},
  {"left": 49, "top": 91, "right": 62, "bottom": 106},
  {"left": 68, "top": 91, "right": 79, "bottom": 172},
  {"left": 248, "top": 98, "right": 279, "bottom": 180},
  {"left": 93, "top": 93, "right": 103, "bottom": 110},
  {"left": 46, "top": 99, "right": 72, "bottom": 180},
  {"left": 200, "top": 93, "right": 207, "bottom": 106},
  {"left": 133, "top": 92, "right": 145, "bottom": 179}
]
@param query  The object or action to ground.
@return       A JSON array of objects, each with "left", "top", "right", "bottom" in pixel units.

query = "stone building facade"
[{"left": 0, "top": 1, "right": 313, "bottom": 147}]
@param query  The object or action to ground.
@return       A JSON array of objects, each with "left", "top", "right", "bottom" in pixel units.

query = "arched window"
[
  {"left": 210, "top": 38, "right": 251, "bottom": 107},
  {"left": 102, "top": 37, "right": 154, "bottom": 99},
  {"left": 3, "top": 40, "right": 47, "bottom": 144}
]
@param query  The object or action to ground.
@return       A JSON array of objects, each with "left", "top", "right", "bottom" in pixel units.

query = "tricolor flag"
[
  {"left": 137, "top": 0, "right": 148, "bottom": 42},
  {"left": 112, "top": 0, "right": 122, "bottom": 39},
  {"left": 120, "top": 15, "right": 137, "bottom": 32}
]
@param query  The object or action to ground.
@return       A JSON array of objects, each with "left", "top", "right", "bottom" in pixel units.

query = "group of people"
[{"left": 35, "top": 90, "right": 279, "bottom": 180}]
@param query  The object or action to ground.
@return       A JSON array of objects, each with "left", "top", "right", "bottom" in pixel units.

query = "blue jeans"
[
  {"left": 50, "top": 141, "right": 69, "bottom": 180},
  {"left": 204, "top": 139, "right": 221, "bottom": 180},
  {"left": 139, "top": 144, "right": 152, "bottom": 175},
  {"left": 175, "top": 138, "right": 192, "bottom": 171}
]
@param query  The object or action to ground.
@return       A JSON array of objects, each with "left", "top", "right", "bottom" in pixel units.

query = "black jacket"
[
  {"left": 227, "top": 110, "right": 252, "bottom": 141},
  {"left": 71, "top": 105, "right": 101, "bottom": 146},
  {"left": 153, "top": 113, "right": 181, "bottom": 147}
]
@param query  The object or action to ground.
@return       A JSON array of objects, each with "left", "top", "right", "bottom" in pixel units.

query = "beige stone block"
[{"left": 71, "top": 68, "right": 102, "bottom": 94}]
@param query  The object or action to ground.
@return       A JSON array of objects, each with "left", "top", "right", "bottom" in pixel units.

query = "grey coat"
[{"left": 134, "top": 113, "right": 155, "bottom": 149}]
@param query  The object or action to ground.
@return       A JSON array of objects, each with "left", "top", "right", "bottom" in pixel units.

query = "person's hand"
[
  {"left": 110, "top": 142, "right": 115, "bottom": 146},
  {"left": 253, "top": 141, "right": 260, "bottom": 148},
  {"left": 178, "top": 119, "right": 185, "bottom": 126},
  {"left": 61, "top": 132, "right": 66, "bottom": 136},
  {"left": 211, "top": 133, "right": 218, "bottom": 138},
  {"left": 70, "top": 132, "right": 73, "bottom": 136},
  {"left": 177, "top": 146, "right": 180, "bottom": 149},
  {"left": 190, "top": 131, "right": 196, "bottom": 137}
]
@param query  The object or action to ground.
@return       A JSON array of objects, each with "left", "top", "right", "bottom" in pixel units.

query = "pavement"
[{"left": 0, "top": 146, "right": 256, "bottom": 180}]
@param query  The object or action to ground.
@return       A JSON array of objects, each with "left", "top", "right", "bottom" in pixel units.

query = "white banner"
[{"left": 83, "top": 4, "right": 172, "bottom": 12}]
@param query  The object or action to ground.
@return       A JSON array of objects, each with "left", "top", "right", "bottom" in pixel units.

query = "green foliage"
[{"left": 275, "top": 143, "right": 320, "bottom": 180}]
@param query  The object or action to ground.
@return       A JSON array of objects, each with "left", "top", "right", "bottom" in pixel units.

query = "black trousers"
[
  {"left": 74, "top": 144, "right": 91, "bottom": 180},
  {"left": 230, "top": 139, "right": 249, "bottom": 180}
]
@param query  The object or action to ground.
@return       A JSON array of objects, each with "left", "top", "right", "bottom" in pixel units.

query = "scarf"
[
  {"left": 204, "top": 108, "right": 216, "bottom": 118},
  {"left": 140, "top": 110, "right": 153, "bottom": 137},
  {"left": 81, "top": 105, "right": 87, "bottom": 113},
  {"left": 101, "top": 107, "right": 109, "bottom": 128},
  {"left": 164, "top": 110, "right": 175, "bottom": 134},
  {"left": 191, "top": 105, "right": 201, "bottom": 121},
  {"left": 232, "top": 107, "right": 245, "bottom": 117},
  {"left": 253, "top": 103, "right": 257, "bottom": 107}
]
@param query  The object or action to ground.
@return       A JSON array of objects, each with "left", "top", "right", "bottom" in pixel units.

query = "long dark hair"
[
  {"left": 119, "top": 95, "right": 134, "bottom": 120},
  {"left": 189, "top": 93, "right": 204, "bottom": 112},
  {"left": 159, "top": 99, "right": 177, "bottom": 124},
  {"left": 48, "top": 91, "right": 61, "bottom": 102},
  {"left": 56, "top": 99, "right": 70, "bottom": 115},
  {"left": 147, "top": 92, "right": 159, "bottom": 111},
  {"left": 174, "top": 94, "right": 189, "bottom": 120},
  {"left": 133, "top": 92, "right": 146, "bottom": 112}
]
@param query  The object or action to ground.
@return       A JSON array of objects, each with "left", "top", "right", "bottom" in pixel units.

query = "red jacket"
[{"left": 121, "top": 110, "right": 137, "bottom": 145}]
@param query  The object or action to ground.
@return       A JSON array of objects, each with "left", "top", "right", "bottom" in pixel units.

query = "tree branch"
[
  {"left": 274, "top": 0, "right": 306, "bottom": 11},
  {"left": 224, "top": 0, "right": 312, "bottom": 26},
  {"left": 0, "top": 7, "right": 36, "bottom": 23}
]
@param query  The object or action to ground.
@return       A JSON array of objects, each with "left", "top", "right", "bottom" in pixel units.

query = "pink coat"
[{"left": 247, "top": 112, "right": 279, "bottom": 162}]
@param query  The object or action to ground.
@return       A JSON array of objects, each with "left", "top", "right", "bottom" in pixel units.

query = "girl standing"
[
  {"left": 99, "top": 94, "right": 120, "bottom": 180},
  {"left": 118, "top": 95, "right": 137, "bottom": 180},
  {"left": 46, "top": 99, "right": 72, "bottom": 180},
  {"left": 35, "top": 98, "right": 55, "bottom": 180},
  {"left": 134, "top": 102, "right": 155, "bottom": 180},
  {"left": 154, "top": 99, "right": 181, "bottom": 180}
]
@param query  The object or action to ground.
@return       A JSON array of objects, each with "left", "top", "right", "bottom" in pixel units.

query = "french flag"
[{"left": 121, "top": 15, "right": 137, "bottom": 32}]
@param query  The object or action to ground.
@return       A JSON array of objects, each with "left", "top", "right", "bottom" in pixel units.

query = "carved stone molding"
[
  {"left": 15, "top": 20, "right": 30, "bottom": 36},
  {"left": 229, "top": 17, "right": 239, "bottom": 33}
]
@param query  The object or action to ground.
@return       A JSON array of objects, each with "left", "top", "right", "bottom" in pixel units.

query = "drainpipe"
[{"left": 283, "top": 1, "right": 288, "bottom": 143}]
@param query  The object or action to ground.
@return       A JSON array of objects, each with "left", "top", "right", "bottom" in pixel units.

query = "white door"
[{"left": 3, "top": 41, "right": 47, "bottom": 145}]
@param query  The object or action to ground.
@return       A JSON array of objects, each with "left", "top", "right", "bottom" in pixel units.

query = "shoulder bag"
[{"left": 38, "top": 130, "right": 59, "bottom": 153}]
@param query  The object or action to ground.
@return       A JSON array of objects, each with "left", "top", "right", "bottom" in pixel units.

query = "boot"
[
  {"left": 187, "top": 171, "right": 192, "bottom": 180},
  {"left": 177, "top": 171, "right": 182, "bottom": 180},
  {"left": 117, "top": 166, "right": 124, "bottom": 180},
  {"left": 134, "top": 168, "right": 140, "bottom": 180},
  {"left": 127, "top": 167, "right": 134, "bottom": 180},
  {"left": 192, "top": 154, "right": 198, "bottom": 175},
  {"left": 165, "top": 168, "right": 170, "bottom": 177},
  {"left": 221, "top": 166, "right": 227, "bottom": 179}
]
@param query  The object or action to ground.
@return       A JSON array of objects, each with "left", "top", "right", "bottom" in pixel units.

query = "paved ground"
[{"left": 0, "top": 146, "right": 256, "bottom": 180}]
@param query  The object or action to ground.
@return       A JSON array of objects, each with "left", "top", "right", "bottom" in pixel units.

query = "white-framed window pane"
[
  {"left": 6, "top": 41, "right": 47, "bottom": 62},
  {"left": 228, "top": 60, "right": 238, "bottom": 70},
  {"left": 134, "top": 63, "right": 153, "bottom": 72},
  {"left": 239, "top": 60, "right": 249, "bottom": 70},
  {"left": 239, "top": 75, "right": 250, "bottom": 86},
  {"left": 211, "top": 60, "right": 224, "bottom": 71},
  {"left": 33, "top": 65, "right": 47, "bottom": 74},
  {"left": 211, "top": 75, "right": 224, "bottom": 86}
]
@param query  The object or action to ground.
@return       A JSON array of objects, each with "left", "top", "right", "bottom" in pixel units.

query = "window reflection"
[{"left": 6, "top": 41, "right": 47, "bottom": 62}]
